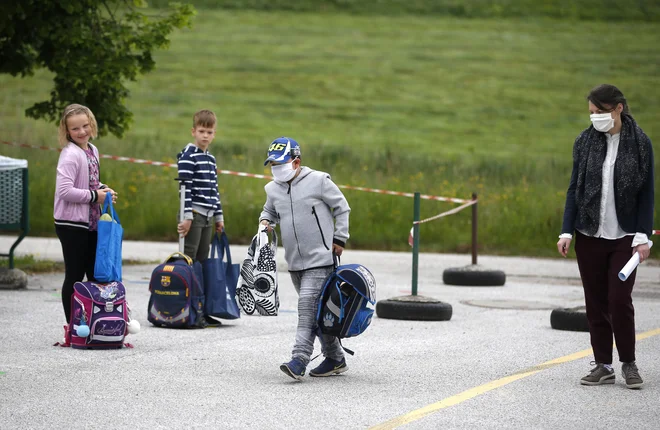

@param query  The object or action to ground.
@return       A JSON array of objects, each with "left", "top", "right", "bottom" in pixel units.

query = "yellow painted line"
[
  {"left": 636, "top": 327, "right": 660, "bottom": 341},
  {"left": 370, "top": 327, "right": 660, "bottom": 430}
]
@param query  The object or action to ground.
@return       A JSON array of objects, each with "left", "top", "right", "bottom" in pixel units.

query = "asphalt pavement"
[{"left": 1, "top": 236, "right": 659, "bottom": 429}]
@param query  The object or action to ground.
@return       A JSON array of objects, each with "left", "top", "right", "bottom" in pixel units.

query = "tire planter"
[
  {"left": 550, "top": 306, "right": 589, "bottom": 332},
  {"left": 443, "top": 265, "right": 506, "bottom": 287},
  {"left": 376, "top": 295, "right": 452, "bottom": 321}
]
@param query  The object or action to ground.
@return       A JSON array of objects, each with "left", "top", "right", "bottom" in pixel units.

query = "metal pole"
[
  {"left": 471, "top": 192, "right": 478, "bottom": 265},
  {"left": 412, "top": 192, "right": 420, "bottom": 296},
  {"left": 176, "top": 179, "right": 186, "bottom": 253}
]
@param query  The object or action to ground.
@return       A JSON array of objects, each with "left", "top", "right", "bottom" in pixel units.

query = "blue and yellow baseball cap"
[{"left": 264, "top": 137, "right": 301, "bottom": 166}]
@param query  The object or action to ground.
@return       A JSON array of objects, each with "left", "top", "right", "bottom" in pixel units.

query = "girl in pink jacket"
[{"left": 54, "top": 104, "right": 117, "bottom": 335}]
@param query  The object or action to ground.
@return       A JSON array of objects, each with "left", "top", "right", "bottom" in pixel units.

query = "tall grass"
[
  {"left": 147, "top": 0, "right": 660, "bottom": 21},
  {"left": 1, "top": 11, "right": 659, "bottom": 257}
]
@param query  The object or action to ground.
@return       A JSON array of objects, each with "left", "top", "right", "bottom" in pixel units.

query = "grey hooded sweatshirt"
[{"left": 259, "top": 166, "right": 350, "bottom": 271}]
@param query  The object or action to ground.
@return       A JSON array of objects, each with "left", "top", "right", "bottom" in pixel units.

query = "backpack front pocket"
[
  {"left": 148, "top": 272, "right": 192, "bottom": 327},
  {"left": 90, "top": 317, "right": 126, "bottom": 343}
]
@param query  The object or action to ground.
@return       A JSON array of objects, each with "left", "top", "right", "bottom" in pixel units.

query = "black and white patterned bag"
[{"left": 236, "top": 226, "right": 279, "bottom": 316}]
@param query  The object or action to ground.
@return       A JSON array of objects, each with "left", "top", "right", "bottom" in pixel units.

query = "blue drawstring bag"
[
  {"left": 94, "top": 196, "right": 123, "bottom": 282},
  {"left": 202, "top": 232, "right": 241, "bottom": 320}
]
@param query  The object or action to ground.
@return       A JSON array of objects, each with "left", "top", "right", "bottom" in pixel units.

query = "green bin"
[{"left": 0, "top": 155, "right": 29, "bottom": 268}]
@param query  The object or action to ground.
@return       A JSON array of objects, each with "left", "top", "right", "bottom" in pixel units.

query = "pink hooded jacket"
[{"left": 53, "top": 142, "right": 105, "bottom": 229}]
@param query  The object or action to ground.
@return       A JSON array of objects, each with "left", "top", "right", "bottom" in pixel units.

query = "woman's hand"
[
  {"left": 634, "top": 243, "right": 651, "bottom": 263},
  {"left": 557, "top": 238, "right": 572, "bottom": 258}
]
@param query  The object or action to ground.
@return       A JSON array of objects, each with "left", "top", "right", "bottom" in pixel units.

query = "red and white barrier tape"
[
  {"left": 338, "top": 185, "right": 468, "bottom": 203},
  {"left": 408, "top": 211, "right": 659, "bottom": 247},
  {"left": 408, "top": 199, "right": 478, "bottom": 246},
  {"left": 9, "top": 140, "right": 656, "bottom": 246},
  {"left": 413, "top": 199, "right": 477, "bottom": 225},
  {"left": 0, "top": 141, "right": 273, "bottom": 180},
  {"left": 1, "top": 139, "right": 469, "bottom": 202}
]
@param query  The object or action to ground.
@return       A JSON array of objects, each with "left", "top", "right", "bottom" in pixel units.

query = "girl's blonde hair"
[{"left": 58, "top": 104, "right": 98, "bottom": 147}]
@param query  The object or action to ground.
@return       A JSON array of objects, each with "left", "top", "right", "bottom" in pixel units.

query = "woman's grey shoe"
[
  {"left": 580, "top": 363, "right": 615, "bottom": 386},
  {"left": 622, "top": 362, "right": 643, "bottom": 389}
]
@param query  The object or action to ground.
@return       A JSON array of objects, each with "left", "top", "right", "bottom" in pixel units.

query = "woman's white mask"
[
  {"left": 271, "top": 162, "right": 297, "bottom": 183},
  {"left": 590, "top": 112, "right": 614, "bottom": 132}
]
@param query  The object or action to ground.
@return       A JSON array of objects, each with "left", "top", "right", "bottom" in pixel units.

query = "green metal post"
[
  {"left": 471, "top": 192, "right": 477, "bottom": 265},
  {"left": 7, "top": 168, "right": 29, "bottom": 269},
  {"left": 411, "top": 192, "right": 420, "bottom": 296}
]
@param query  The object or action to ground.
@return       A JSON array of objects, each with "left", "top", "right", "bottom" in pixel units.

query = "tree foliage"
[{"left": 0, "top": 1, "right": 195, "bottom": 137}]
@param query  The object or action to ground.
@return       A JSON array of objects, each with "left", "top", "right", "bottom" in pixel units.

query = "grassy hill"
[
  {"left": 1, "top": 9, "right": 659, "bottom": 257},
  {"left": 148, "top": 0, "right": 660, "bottom": 21}
]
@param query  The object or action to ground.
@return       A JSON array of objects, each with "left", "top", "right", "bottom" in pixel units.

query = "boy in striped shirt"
[{"left": 176, "top": 109, "right": 225, "bottom": 265}]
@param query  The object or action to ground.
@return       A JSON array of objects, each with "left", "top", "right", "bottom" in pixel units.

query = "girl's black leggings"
[{"left": 55, "top": 225, "right": 97, "bottom": 323}]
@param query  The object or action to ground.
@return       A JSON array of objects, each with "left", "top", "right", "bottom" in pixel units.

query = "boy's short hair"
[{"left": 193, "top": 110, "right": 217, "bottom": 129}]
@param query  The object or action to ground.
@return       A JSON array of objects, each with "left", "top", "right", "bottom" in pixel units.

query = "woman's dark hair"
[{"left": 587, "top": 84, "right": 631, "bottom": 117}]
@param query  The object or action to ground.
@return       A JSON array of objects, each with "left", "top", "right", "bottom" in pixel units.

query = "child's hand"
[
  {"left": 260, "top": 219, "right": 273, "bottom": 233},
  {"left": 216, "top": 221, "right": 224, "bottom": 233},
  {"left": 98, "top": 189, "right": 117, "bottom": 204},
  {"left": 332, "top": 243, "right": 344, "bottom": 256},
  {"left": 178, "top": 219, "right": 192, "bottom": 237}
]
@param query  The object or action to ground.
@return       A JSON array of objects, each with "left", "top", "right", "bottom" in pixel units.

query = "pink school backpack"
[{"left": 60, "top": 281, "right": 133, "bottom": 349}]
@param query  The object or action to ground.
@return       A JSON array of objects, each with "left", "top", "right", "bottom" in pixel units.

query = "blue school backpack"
[
  {"left": 147, "top": 253, "right": 206, "bottom": 328},
  {"left": 316, "top": 261, "right": 376, "bottom": 345}
]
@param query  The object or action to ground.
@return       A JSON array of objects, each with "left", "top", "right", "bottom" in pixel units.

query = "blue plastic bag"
[
  {"left": 94, "top": 196, "right": 123, "bottom": 282},
  {"left": 202, "top": 232, "right": 241, "bottom": 320}
]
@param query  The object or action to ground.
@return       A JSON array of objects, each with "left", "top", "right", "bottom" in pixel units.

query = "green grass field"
[
  {"left": 1, "top": 9, "right": 659, "bottom": 258},
  {"left": 148, "top": 0, "right": 660, "bottom": 22}
]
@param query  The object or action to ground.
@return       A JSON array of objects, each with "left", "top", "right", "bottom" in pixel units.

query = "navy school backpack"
[
  {"left": 316, "top": 260, "right": 376, "bottom": 353},
  {"left": 148, "top": 252, "right": 206, "bottom": 328}
]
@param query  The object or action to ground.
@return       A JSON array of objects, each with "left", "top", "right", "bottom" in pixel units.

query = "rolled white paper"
[{"left": 618, "top": 240, "right": 653, "bottom": 281}]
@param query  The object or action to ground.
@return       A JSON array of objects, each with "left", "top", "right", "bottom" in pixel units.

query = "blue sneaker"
[
  {"left": 280, "top": 358, "right": 306, "bottom": 381},
  {"left": 310, "top": 357, "right": 348, "bottom": 377}
]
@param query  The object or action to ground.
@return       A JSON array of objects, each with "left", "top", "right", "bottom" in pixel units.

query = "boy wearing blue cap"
[{"left": 259, "top": 137, "right": 351, "bottom": 381}]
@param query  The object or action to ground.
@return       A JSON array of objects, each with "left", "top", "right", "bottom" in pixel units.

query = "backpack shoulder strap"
[{"left": 310, "top": 330, "right": 355, "bottom": 361}]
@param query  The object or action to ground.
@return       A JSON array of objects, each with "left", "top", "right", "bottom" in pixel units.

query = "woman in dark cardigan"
[{"left": 558, "top": 84, "right": 654, "bottom": 389}]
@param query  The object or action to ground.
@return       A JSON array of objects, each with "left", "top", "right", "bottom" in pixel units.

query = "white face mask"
[
  {"left": 590, "top": 112, "right": 614, "bottom": 132},
  {"left": 271, "top": 162, "right": 297, "bottom": 183}
]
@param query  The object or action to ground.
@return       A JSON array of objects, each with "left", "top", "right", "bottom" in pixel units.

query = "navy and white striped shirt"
[{"left": 177, "top": 143, "right": 223, "bottom": 222}]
